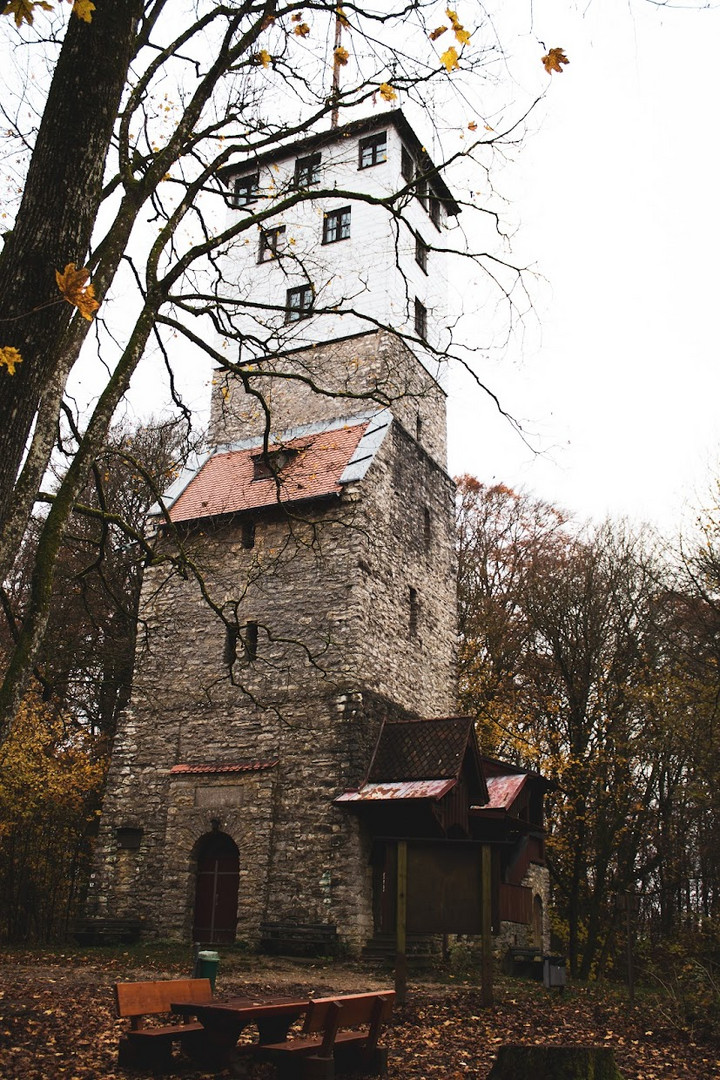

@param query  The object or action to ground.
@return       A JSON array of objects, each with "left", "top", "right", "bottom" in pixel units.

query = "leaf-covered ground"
[{"left": 0, "top": 947, "right": 718, "bottom": 1080}]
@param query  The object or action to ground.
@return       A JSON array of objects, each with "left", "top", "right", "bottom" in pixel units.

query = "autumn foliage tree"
[{"left": 456, "top": 475, "right": 720, "bottom": 980}]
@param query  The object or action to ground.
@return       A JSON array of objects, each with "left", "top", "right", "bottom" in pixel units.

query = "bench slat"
[{"left": 115, "top": 978, "right": 212, "bottom": 1020}]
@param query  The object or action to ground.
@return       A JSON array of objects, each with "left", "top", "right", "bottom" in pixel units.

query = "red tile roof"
[
  {"left": 168, "top": 422, "right": 369, "bottom": 523},
  {"left": 170, "top": 761, "right": 278, "bottom": 775}
]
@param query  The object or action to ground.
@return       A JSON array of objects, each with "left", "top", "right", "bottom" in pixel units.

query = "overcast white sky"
[{"left": 446, "top": 0, "right": 720, "bottom": 536}]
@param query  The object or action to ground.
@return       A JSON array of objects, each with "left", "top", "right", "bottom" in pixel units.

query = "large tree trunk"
[{"left": 0, "top": 0, "right": 141, "bottom": 531}]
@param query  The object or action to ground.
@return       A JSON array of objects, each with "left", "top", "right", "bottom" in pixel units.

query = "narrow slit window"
[
  {"left": 224, "top": 624, "right": 239, "bottom": 667},
  {"left": 416, "top": 413, "right": 423, "bottom": 442},
  {"left": 244, "top": 621, "right": 258, "bottom": 662},
  {"left": 409, "top": 587, "right": 418, "bottom": 638},
  {"left": 241, "top": 519, "right": 256, "bottom": 549},
  {"left": 429, "top": 195, "right": 442, "bottom": 229},
  {"left": 424, "top": 507, "right": 431, "bottom": 550},
  {"left": 322, "top": 206, "right": 351, "bottom": 244}
]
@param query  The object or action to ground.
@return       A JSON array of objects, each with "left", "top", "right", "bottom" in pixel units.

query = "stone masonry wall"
[
  {"left": 92, "top": 404, "right": 457, "bottom": 947},
  {"left": 209, "top": 330, "right": 448, "bottom": 469}
]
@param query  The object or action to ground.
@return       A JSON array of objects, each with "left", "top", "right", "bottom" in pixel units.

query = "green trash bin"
[{"left": 195, "top": 949, "right": 220, "bottom": 991}]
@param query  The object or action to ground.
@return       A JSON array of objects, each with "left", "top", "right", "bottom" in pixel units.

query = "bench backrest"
[
  {"left": 303, "top": 991, "right": 395, "bottom": 1037},
  {"left": 115, "top": 978, "right": 213, "bottom": 1024}
]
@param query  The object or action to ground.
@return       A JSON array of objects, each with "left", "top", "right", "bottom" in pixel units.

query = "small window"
[
  {"left": 252, "top": 447, "right": 298, "bottom": 480},
  {"left": 416, "top": 413, "right": 423, "bottom": 442},
  {"left": 294, "top": 152, "right": 321, "bottom": 187},
  {"left": 416, "top": 176, "right": 428, "bottom": 209},
  {"left": 415, "top": 233, "right": 428, "bottom": 273},
  {"left": 424, "top": 507, "right": 431, "bottom": 550},
  {"left": 359, "top": 131, "right": 387, "bottom": 169},
  {"left": 429, "top": 195, "right": 442, "bottom": 229},
  {"left": 258, "top": 225, "right": 285, "bottom": 262},
  {"left": 244, "top": 621, "right": 258, "bottom": 662},
  {"left": 401, "top": 145, "right": 414, "bottom": 183},
  {"left": 286, "top": 284, "right": 313, "bottom": 322},
  {"left": 322, "top": 206, "right": 351, "bottom": 244},
  {"left": 241, "top": 519, "right": 255, "bottom": 548},
  {"left": 414, "top": 297, "right": 427, "bottom": 341},
  {"left": 234, "top": 172, "right": 259, "bottom": 208},
  {"left": 409, "top": 587, "right": 418, "bottom": 638},
  {"left": 224, "top": 624, "right": 239, "bottom": 666}
]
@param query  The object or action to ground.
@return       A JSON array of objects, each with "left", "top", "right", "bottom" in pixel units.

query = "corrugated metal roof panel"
[
  {"left": 335, "top": 779, "right": 456, "bottom": 803},
  {"left": 170, "top": 761, "right": 278, "bottom": 775},
  {"left": 482, "top": 774, "right": 528, "bottom": 810}
]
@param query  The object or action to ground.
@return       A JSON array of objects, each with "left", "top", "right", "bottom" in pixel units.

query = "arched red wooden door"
[{"left": 192, "top": 832, "right": 239, "bottom": 944}]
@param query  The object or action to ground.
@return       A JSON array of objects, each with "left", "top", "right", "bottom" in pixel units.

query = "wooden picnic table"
[{"left": 171, "top": 994, "right": 307, "bottom": 1066}]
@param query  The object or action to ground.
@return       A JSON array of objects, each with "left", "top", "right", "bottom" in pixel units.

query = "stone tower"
[{"left": 90, "top": 110, "right": 461, "bottom": 950}]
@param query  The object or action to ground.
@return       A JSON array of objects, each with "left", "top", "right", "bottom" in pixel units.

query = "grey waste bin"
[
  {"left": 543, "top": 955, "right": 566, "bottom": 989},
  {"left": 195, "top": 949, "right": 220, "bottom": 991}
]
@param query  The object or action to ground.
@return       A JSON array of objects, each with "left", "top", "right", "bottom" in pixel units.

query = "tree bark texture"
[
  {"left": 487, "top": 1045, "right": 625, "bottom": 1080},
  {"left": 0, "top": 0, "right": 141, "bottom": 529}
]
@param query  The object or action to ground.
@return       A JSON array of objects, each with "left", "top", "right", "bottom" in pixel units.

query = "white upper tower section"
[{"left": 221, "top": 110, "right": 460, "bottom": 365}]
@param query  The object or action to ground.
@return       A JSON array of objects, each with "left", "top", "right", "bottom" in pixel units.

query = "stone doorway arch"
[{"left": 192, "top": 831, "right": 239, "bottom": 944}]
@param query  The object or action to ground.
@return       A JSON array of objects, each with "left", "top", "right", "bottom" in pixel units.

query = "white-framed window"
[{"left": 322, "top": 206, "right": 351, "bottom": 244}]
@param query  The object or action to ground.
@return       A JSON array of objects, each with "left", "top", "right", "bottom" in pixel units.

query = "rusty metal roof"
[
  {"left": 367, "top": 717, "right": 476, "bottom": 783},
  {"left": 153, "top": 410, "right": 390, "bottom": 523},
  {"left": 482, "top": 773, "right": 528, "bottom": 810},
  {"left": 335, "top": 779, "right": 456, "bottom": 804},
  {"left": 169, "top": 761, "right": 278, "bottom": 775}
]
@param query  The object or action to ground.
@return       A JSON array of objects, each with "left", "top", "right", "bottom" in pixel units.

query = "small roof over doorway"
[{"left": 335, "top": 717, "right": 488, "bottom": 838}]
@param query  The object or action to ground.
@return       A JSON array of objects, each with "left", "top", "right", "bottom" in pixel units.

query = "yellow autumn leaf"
[
  {"left": 467, "top": 120, "right": 477, "bottom": 131},
  {"left": 378, "top": 83, "right": 397, "bottom": 102},
  {"left": 440, "top": 46, "right": 459, "bottom": 72},
  {"left": 55, "top": 262, "right": 100, "bottom": 321},
  {"left": 72, "top": 0, "right": 94, "bottom": 21},
  {"left": 429, "top": 25, "right": 447, "bottom": 41},
  {"left": 0, "top": 346, "right": 22, "bottom": 374},
  {"left": 291, "top": 11, "right": 302, "bottom": 19},
  {"left": 542, "top": 47, "right": 569, "bottom": 74},
  {"left": 334, "top": 45, "right": 349, "bottom": 65},
  {"left": 253, "top": 49, "right": 271, "bottom": 67},
  {"left": 3, "top": 0, "right": 52, "bottom": 26},
  {"left": 445, "top": 9, "right": 470, "bottom": 44},
  {"left": 293, "top": 22, "right": 310, "bottom": 36}
]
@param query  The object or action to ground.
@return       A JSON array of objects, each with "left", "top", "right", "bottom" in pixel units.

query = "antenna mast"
[{"left": 330, "top": 9, "right": 343, "bottom": 129}]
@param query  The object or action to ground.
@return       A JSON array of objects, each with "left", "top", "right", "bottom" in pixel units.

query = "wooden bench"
[
  {"left": 115, "top": 977, "right": 213, "bottom": 1072},
  {"left": 259, "top": 990, "right": 395, "bottom": 1080}
]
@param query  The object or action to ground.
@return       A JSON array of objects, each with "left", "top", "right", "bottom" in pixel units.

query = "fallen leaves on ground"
[{"left": 0, "top": 949, "right": 718, "bottom": 1079}]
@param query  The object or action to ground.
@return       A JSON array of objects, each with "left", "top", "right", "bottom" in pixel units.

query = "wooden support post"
[
  {"left": 481, "top": 844, "right": 494, "bottom": 1006},
  {"left": 395, "top": 839, "right": 408, "bottom": 1005}
]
